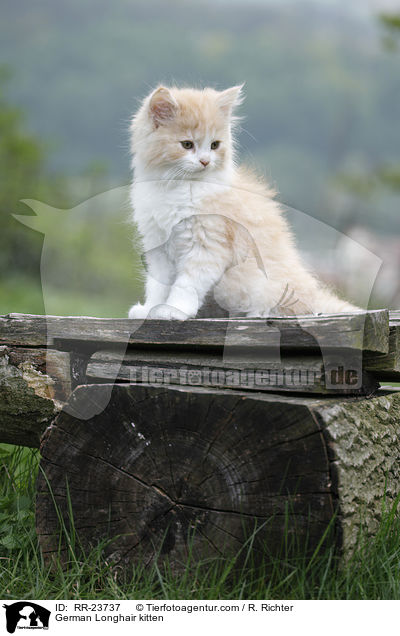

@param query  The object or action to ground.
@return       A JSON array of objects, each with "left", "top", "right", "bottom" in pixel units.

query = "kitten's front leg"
[
  {"left": 128, "top": 248, "right": 172, "bottom": 319},
  {"left": 150, "top": 255, "right": 227, "bottom": 320},
  {"left": 129, "top": 277, "right": 170, "bottom": 319}
]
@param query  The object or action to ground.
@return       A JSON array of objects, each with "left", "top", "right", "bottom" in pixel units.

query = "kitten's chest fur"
[{"left": 131, "top": 178, "right": 229, "bottom": 250}]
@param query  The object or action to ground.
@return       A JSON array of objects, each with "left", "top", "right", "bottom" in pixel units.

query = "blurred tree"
[
  {"left": 0, "top": 67, "right": 47, "bottom": 274},
  {"left": 2, "top": 0, "right": 400, "bottom": 233},
  {"left": 338, "top": 13, "right": 400, "bottom": 200},
  {"left": 381, "top": 12, "right": 400, "bottom": 51},
  {"left": 377, "top": 13, "right": 400, "bottom": 191},
  {"left": 0, "top": 67, "right": 141, "bottom": 317}
]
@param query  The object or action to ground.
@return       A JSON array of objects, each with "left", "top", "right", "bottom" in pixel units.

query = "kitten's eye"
[
  {"left": 211, "top": 141, "right": 220, "bottom": 150},
  {"left": 180, "top": 140, "right": 194, "bottom": 150}
]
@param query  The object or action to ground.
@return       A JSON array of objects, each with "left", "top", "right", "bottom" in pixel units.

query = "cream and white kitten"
[{"left": 129, "top": 85, "right": 357, "bottom": 320}]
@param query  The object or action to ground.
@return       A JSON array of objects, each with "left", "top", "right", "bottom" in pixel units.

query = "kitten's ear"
[
  {"left": 217, "top": 84, "right": 245, "bottom": 116},
  {"left": 148, "top": 87, "right": 178, "bottom": 127}
]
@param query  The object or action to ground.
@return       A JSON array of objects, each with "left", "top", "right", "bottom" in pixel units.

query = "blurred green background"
[{"left": 1, "top": 0, "right": 399, "bottom": 317}]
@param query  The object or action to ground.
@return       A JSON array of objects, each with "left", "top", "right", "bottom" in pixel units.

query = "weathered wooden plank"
[
  {"left": 0, "top": 310, "right": 389, "bottom": 354},
  {"left": 365, "top": 310, "right": 400, "bottom": 380},
  {"left": 0, "top": 346, "right": 70, "bottom": 447},
  {"left": 86, "top": 348, "right": 379, "bottom": 395},
  {"left": 0, "top": 314, "right": 132, "bottom": 347}
]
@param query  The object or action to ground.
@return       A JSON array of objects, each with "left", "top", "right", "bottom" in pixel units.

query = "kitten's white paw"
[
  {"left": 128, "top": 303, "right": 150, "bottom": 319},
  {"left": 148, "top": 304, "right": 189, "bottom": 320}
]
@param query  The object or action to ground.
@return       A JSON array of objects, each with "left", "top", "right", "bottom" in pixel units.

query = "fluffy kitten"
[{"left": 128, "top": 85, "right": 357, "bottom": 320}]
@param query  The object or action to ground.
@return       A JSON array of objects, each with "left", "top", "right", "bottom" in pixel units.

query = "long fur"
[{"left": 129, "top": 85, "right": 357, "bottom": 319}]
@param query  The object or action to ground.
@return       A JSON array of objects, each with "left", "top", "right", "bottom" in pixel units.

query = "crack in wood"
[
  {"left": 183, "top": 400, "right": 240, "bottom": 488},
  {"left": 180, "top": 508, "right": 224, "bottom": 556}
]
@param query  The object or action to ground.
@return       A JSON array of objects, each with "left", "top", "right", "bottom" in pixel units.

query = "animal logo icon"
[
  {"left": 3, "top": 602, "right": 50, "bottom": 633},
  {"left": 14, "top": 185, "right": 381, "bottom": 403}
]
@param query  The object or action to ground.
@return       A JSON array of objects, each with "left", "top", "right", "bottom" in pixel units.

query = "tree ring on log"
[{"left": 36, "top": 383, "right": 337, "bottom": 572}]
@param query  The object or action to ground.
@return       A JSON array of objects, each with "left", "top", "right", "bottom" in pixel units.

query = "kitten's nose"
[{"left": 199, "top": 158, "right": 210, "bottom": 167}]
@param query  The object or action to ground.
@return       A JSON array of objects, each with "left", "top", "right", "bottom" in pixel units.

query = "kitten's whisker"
[
  {"left": 164, "top": 165, "right": 191, "bottom": 184},
  {"left": 283, "top": 298, "right": 300, "bottom": 309},
  {"left": 276, "top": 284, "right": 290, "bottom": 306},
  {"left": 283, "top": 289, "right": 295, "bottom": 304}
]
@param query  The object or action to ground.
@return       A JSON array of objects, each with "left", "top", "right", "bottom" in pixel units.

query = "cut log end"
[{"left": 36, "top": 384, "right": 336, "bottom": 570}]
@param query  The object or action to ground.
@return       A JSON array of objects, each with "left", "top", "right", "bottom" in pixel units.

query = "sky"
[{"left": 213, "top": 0, "right": 400, "bottom": 17}]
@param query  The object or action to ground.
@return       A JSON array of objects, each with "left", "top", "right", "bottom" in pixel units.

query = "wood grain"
[
  {"left": 36, "top": 383, "right": 335, "bottom": 570},
  {"left": 0, "top": 310, "right": 389, "bottom": 354},
  {"left": 86, "top": 348, "right": 379, "bottom": 395},
  {"left": 35, "top": 383, "right": 400, "bottom": 568},
  {"left": 365, "top": 310, "right": 400, "bottom": 379}
]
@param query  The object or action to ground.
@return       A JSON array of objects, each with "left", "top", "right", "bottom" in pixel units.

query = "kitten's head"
[{"left": 131, "top": 85, "right": 243, "bottom": 179}]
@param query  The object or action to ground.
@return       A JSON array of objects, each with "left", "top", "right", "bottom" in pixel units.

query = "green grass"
[
  {"left": 1, "top": 443, "right": 400, "bottom": 600},
  {"left": 0, "top": 275, "right": 140, "bottom": 318}
]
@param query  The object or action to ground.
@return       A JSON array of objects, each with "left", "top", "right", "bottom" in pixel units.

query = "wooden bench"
[{"left": 1, "top": 310, "right": 399, "bottom": 569}]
